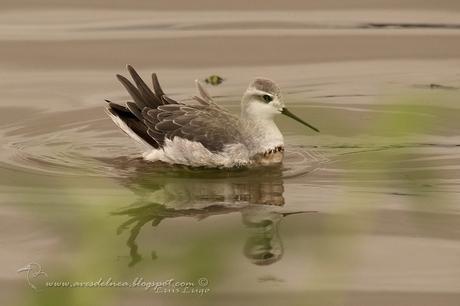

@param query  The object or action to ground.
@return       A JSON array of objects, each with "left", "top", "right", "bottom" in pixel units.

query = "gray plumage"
[
  {"left": 106, "top": 65, "right": 242, "bottom": 153},
  {"left": 251, "top": 78, "right": 281, "bottom": 96},
  {"left": 105, "top": 65, "right": 319, "bottom": 167}
]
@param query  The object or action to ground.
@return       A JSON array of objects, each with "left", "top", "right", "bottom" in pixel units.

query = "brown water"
[{"left": 1, "top": 2, "right": 460, "bottom": 306}]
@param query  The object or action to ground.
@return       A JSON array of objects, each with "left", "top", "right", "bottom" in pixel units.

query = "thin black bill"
[{"left": 281, "top": 108, "right": 320, "bottom": 132}]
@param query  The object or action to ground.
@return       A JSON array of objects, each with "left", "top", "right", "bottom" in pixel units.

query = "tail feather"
[
  {"left": 106, "top": 104, "right": 161, "bottom": 148},
  {"left": 127, "top": 65, "right": 162, "bottom": 107},
  {"left": 105, "top": 65, "right": 178, "bottom": 149},
  {"left": 116, "top": 74, "right": 148, "bottom": 109},
  {"left": 151, "top": 73, "right": 166, "bottom": 101},
  {"left": 115, "top": 65, "right": 177, "bottom": 111}
]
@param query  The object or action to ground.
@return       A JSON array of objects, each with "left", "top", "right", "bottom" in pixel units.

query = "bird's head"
[{"left": 241, "top": 78, "right": 319, "bottom": 132}]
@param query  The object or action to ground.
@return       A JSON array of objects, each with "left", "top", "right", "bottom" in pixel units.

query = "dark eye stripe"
[{"left": 262, "top": 94, "right": 273, "bottom": 103}]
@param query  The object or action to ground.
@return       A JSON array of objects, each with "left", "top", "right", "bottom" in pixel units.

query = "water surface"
[{"left": 1, "top": 3, "right": 460, "bottom": 306}]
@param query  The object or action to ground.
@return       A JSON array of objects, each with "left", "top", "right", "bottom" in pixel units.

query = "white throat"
[{"left": 240, "top": 105, "right": 284, "bottom": 154}]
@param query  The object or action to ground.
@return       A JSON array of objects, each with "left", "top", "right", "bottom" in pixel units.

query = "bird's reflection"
[{"left": 106, "top": 157, "right": 314, "bottom": 266}]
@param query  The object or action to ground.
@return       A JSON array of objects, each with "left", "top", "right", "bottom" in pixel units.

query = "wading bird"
[{"left": 106, "top": 66, "right": 319, "bottom": 168}]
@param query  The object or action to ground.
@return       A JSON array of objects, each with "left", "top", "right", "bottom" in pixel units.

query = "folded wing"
[{"left": 106, "top": 65, "right": 241, "bottom": 153}]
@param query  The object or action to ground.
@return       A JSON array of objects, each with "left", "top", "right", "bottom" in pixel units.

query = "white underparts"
[
  {"left": 143, "top": 138, "right": 251, "bottom": 168},
  {"left": 108, "top": 110, "right": 284, "bottom": 168}
]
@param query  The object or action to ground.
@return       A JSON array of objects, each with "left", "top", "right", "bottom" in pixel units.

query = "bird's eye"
[{"left": 262, "top": 95, "right": 273, "bottom": 103}]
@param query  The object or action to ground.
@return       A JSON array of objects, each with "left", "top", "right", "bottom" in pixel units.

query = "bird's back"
[{"left": 106, "top": 66, "right": 251, "bottom": 168}]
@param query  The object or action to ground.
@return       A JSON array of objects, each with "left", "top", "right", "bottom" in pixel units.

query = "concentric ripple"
[{"left": 0, "top": 107, "right": 327, "bottom": 179}]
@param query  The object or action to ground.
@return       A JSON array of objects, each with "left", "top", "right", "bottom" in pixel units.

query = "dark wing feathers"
[
  {"left": 162, "top": 95, "right": 179, "bottom": 105},
  {"left": 127, "top": 65, "right": 162, "bottom": 107},
  {"left": 147, "top": 104, "right": 240, "bottom": 152},
  {"left": 106, "top": 100, "right": 129, "bottom": 113},
  {"left": 126, "top": 102, "right": 143, "bottom": 120},
  {"left": 146, "top": 128, "right": 163, "bottom": 141},
  {"left": 152, "top": 73, "right": 166, "bottom": 101},
  {"left": 192, "top": 96, "right": 209, "bottom": 106},
  {"left": 172, "top": 115, "right": 191, "bottom": 126},
  {"left": 116, "top": 74, "right": 148, "bottom": 109},
  {"left": 106, "top": 65, "right": 241, "bottom": 153},
  {"left": 106, "top": 104, "right": 161, "bottom": 148}
]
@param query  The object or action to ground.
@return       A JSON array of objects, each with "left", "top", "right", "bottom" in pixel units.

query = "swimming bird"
[{"left": 105, "top": 65, "right": 319, "bottom": 168}]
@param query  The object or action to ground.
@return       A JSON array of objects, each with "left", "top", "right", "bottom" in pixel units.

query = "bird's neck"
[{"left": 240, "top": 116, "right": 284, "bottom": 154}]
